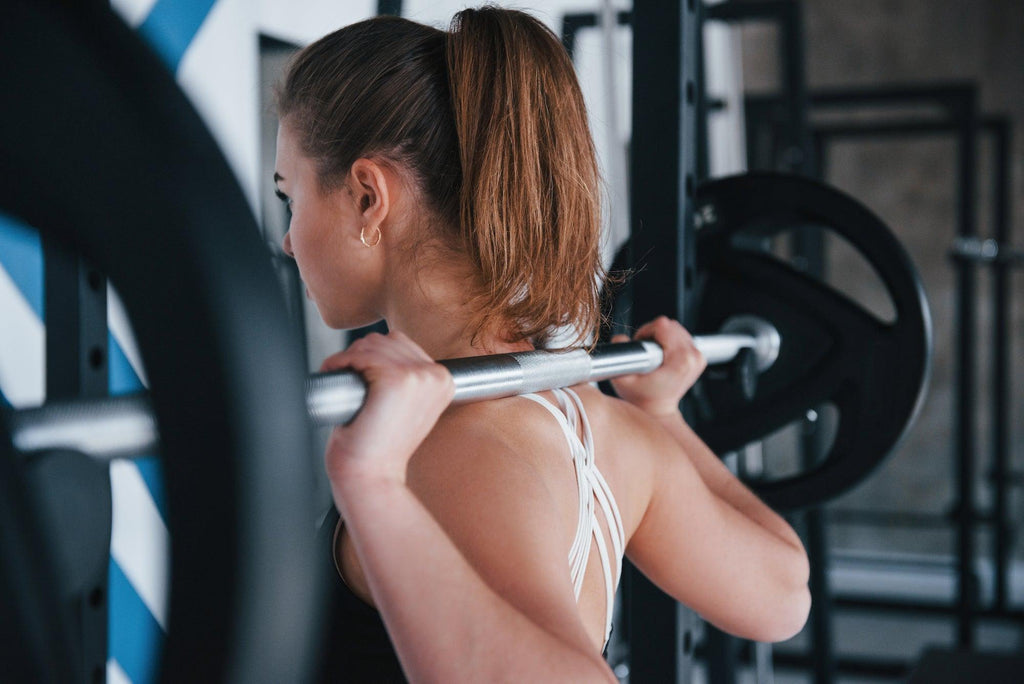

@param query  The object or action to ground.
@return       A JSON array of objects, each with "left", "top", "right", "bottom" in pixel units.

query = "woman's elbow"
[
  {"left": 747, "top": 549, "right": 812, "bottom": 643},
  {"left": 761, "top": 583, "right": 812, "bottom": 643},
  {"left": 770, "top": 545, "right": 812, "bottom": 641}
]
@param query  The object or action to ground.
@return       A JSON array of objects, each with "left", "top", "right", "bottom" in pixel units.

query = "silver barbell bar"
[{"left": 8, "top": 316, "right": 780, "bottom": 462}]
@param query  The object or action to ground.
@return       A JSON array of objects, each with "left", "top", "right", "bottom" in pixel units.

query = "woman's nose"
[{"left": 281, "top": 231, "right": 294, "bottom": 258}]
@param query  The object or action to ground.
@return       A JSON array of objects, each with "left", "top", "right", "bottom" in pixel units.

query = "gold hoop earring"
[{"left": 360, "top": 225, "right": 382, "bottom": 248}]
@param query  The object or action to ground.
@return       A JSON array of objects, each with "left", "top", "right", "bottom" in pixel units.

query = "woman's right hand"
[
  {"left": 319, "top": 331, "right": 455, "bottom": 493},
  {"left": 609, "top": 316, "right": 707, "bottom": 418}
]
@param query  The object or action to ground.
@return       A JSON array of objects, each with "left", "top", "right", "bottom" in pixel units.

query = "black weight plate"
[
  {"left": 0, "top": 3, "right": 322, "bottom": 682},
  {"left": 693, "top": 173, "right": 932, "bottom": 511}
]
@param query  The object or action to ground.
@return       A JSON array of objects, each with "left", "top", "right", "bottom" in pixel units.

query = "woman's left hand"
[
  {"left": 609, "top": 316, "right": 707, "bottom": 418},
  {"left": 319, "top": 331, "right": 455, "bottom": 491}
]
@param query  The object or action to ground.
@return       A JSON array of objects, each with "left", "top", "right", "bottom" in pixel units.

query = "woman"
[{"left": 273, "top": 7, "right": 810, "bottom": 682}]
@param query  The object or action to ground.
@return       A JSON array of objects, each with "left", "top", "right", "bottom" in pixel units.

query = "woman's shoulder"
[
  {"left": 416, "top": 384, "right": 672, "bottom": 468},
  {"left": 404, "top": 396, "right": 582, "bottom": 559},
  {"left": 412, "top": 386, "right": 669, "bottom": 517},
  {"left": 413, "top": 393, "right": 576, "bottom": 478},
  {"left": 570, "top": 383, "right": 679, "bottom": 452}
]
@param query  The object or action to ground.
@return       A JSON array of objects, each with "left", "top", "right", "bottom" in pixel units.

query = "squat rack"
[{"left": 563, "top": 2, "right": 1022, "bottom": 683}]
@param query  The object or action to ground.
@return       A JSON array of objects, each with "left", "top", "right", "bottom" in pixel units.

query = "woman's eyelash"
[{"left": 274, "top": 188, "right": 293, "bottom": 206}]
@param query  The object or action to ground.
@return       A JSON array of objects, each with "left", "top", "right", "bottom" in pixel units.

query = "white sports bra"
[{"left": 520, "top": 387, "right": 625, "bottom": 647}]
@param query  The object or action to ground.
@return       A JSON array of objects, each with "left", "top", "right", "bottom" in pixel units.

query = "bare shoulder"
[
  {"left": 405, "top": 396, "right": 574, "bottom": 524},
  {"left": 569, "top": 383, "right": 676, "bottom": 449},
  {"left": 409, "top": 387, "right": 669, "bottom": 486},
  {"left": 409, "top": 397, "right": 564, "bottom": 479},
  {"left": 408, "top": 385, "right": 677, "bottom": 544}
]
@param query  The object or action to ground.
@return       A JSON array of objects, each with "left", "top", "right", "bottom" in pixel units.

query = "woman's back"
[{"left": 334, "top": 383, "right": 661, "bottom": 652}]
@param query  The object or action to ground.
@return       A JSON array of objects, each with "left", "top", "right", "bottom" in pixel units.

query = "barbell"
[{"left": 8, "top": 316, "right": 781, "bottom": 461}]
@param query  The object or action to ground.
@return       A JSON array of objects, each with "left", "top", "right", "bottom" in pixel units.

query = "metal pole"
[
  {"left": 376, "top": 0, "right": 402, "bottom": 17},
  {"left": 9, "top": 341, "right": 648, "bottom": 460},
  {"left": 627, "top": 1, "right": 700, "bottom": 678},
  {"left": 952, "top": 88, "right": 979, "bottom": 649},
  {"left": 988, "top": 118, "right": 1012, "bottom": 611},
  {"left": 801, "top": 411, "right": 836, "bottom": 684},
  {"left": 38, "top": 236, "right": 111, "bottom": 684},
  {"left": 10, "top": 324, "right": 781, "bottom": 463}
]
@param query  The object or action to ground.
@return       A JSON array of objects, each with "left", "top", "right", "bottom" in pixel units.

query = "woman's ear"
[{"left": 349, "top": 158, "right": 390, "bottom": 230}]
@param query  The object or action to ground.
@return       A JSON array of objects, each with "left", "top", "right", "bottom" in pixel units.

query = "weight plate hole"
[
  {"left": 744, "top": 402, "right": 838, "bottom": 482},
  {"left": 732, "top": 223, "right": 899, "bottom": 325}
]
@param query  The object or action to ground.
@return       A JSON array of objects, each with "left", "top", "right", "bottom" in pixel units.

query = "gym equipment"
[
  {"left": 0, "top": 2, "right": 322, "bottom": 682},
  {"left": 10, "top": 317, "right": 781, "bottom": 461},
  {"left": 950, "top": 236, "right": 1024, "bottom": 266},
  {"left": 692, "top": 172, "right": 933, "bottom": 511},
  {"left": 0, "top": 3, "right": 933, "bottom": 682}
]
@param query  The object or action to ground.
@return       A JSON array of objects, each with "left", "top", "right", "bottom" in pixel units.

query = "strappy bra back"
[{"left": 520, "top": 387, "right": 625, "bottom": 647}]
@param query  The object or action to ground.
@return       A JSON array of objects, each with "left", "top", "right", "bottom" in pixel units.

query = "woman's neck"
[{"left": 380, "top": 249, "right": 533, "bottom": 360}]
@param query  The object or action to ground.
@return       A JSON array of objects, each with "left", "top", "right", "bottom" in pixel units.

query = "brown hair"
[{"left": 276, "top": 7, "right": 607, "bottom": 349}]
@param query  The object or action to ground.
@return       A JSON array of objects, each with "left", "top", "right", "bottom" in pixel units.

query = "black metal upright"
[
  {"left": 774, "top": 5, "right": 833, "bottom": 682},
  {"left": 627, "top": 0, "right": 700, "bottom": 681},
  {"left": 629, "top": 0, "right": 699, "bottom": 325},
  {"left": 36, "top": 238, "right": 112, "bottom": 684},
  {"left": 952, "top": 88, "right": 980, "bottom": 649},
  {"left": 375, "top": 0, "right": 402, "bottom": 16},
  {"left": 986, "top": 118, "right": 1012, "bottom": 613}
]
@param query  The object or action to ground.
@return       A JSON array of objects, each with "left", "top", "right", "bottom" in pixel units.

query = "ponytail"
[{"left": 447, "top": 7, "right": 606, "bottom": 349}]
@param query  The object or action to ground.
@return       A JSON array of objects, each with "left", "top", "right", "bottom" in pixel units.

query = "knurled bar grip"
[{"left": 10, "top": 323, "right": 777, "bottom": 462}]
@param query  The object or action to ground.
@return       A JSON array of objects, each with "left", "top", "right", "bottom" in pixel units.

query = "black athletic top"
[{"left": 314, "top": 507, "right": 407, "bottom": 683}]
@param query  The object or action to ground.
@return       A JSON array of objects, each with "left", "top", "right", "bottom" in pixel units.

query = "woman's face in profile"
[{"left": 274, "top": 124, "right": 384, "bottom": 329}]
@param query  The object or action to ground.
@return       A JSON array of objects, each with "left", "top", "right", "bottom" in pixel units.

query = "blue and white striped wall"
[{"left": 2, "top": 0, "right": 256, "bottom": 681}]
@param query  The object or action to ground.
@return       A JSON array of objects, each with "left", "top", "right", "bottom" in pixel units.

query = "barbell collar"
[
  {"left": 719, "top": 315, "right": 782, "bottom": 372},
  {"left": 10, "top": 320, "right": 780, "bottom": 462}
]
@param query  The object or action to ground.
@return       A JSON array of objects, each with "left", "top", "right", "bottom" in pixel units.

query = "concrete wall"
[{"left": 740, "top": 0, "right": 1024, "bottom": 560}]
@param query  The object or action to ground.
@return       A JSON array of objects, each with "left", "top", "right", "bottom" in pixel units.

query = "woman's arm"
[
  {"left": 623, "top": 416, "right": 811, "bottom": 642},
  {"left": 611, "top": 317, "right": 810, "bottom": 641},
  {"left": 322, "top": 332, "right": 615, "bottom": 683},
  {"left": 645, "top": 409, "right": 805, "bottom": 553}
]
